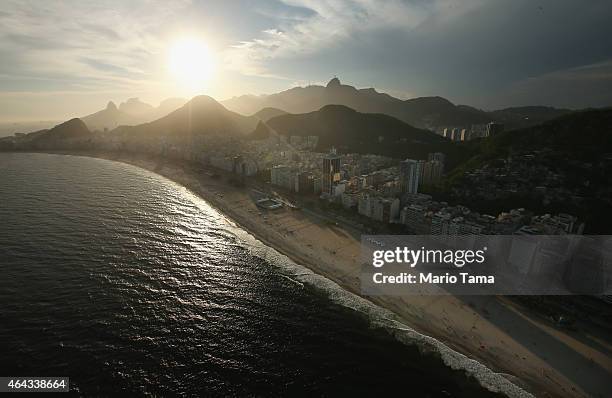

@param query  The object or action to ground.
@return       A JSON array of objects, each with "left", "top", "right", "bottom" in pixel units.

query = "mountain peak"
[
  {"left": 45, "top": 118, "right": 90, "bottom": 138},
  {"left": 54, "top": 117, "right": 88, "bottom": 130},
  {"left": 106, "top": 101, "right": 117, "bottom": 111},
  {"left": 188, "top": 95, "right": 225, "bottom": 110},
  {"left": 326, "top": 77, "right": 341, "bottom": 88},
  {"left": 119, "top": 97, "right": 154, "bottom": 115},
  {"left": 113, "top": 94, "right": 258, "bottom": 138},
  {"left": 319, "top": 104, "right": 356, "bottom": 113}
]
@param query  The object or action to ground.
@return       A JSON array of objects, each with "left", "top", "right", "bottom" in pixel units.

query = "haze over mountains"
[
  {"left": 3, "top": 76, "right": 607, "bottom": 167},
  {"left": 0, "top": 120, "right": 63, "bottom": 139},
  {"left": 70, "top": 77, "right": 576, "bottom": 138},
  {"left": 1, "top": 96, "right": 259, "bottom": 150},
  {"left": 2, "top": 81, "right": 611, "bottom": 196},
  {"left": 4, "top": 89, "right": 609, "bottom": 234},
  {"left": 223, "top": 78, "right": 571, "bottom": 130},
  {"left": 7, "top": 118, "right": 92, "bottom": 150},
  {"left": 112, "top": 95, "right": 260, "bottom": 141},
  {"left": 252, "top": 107, "right": 288, "bottom": 122},
  {"left": 81, "top": 97, "right": 188, "bottom": 132}
]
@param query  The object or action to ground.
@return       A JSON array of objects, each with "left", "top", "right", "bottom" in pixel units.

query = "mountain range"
[
  {"left": 76, "top": 77, "right": 571, "bottom": 136},
  {"left": 223, "top": 78, "right": 571, "bottom": 130},
  {"left": 2, "top": 77, "right": 607, "bottom": 174},
  {"left": 252, "top": 107, "right": 288, "bottom": 122},
  {"left": 1, "top": 87, "right": 609, "bottom": 232},
  {"left": 81, "top": 97, "right": 188, "bottom": 132},
  {"left": 0, "top": 118, "right": 92, "bottom": 150},
  {"left": 112, "top": 95, "right": 259, "bottom": 142},
  {"left": 264, "top": 104, "right": 468, "bottom": 166}
]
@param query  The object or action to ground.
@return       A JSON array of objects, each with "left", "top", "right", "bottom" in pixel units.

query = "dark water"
[{"left": 0, "top": 153, "right": 493, "bottom": 397}]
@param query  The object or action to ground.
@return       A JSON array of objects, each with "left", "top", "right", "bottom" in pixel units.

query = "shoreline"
[{"left": 9, "top": 150, "right": 612, "bottom": 398}]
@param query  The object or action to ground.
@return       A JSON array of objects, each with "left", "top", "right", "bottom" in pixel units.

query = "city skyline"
[{"left": 2, "top": 2, "right": 611, "bottom": 397}]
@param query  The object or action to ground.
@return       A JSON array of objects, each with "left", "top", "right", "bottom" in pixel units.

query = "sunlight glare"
[{"left": 168, "top": 37, "right": 215, "bottom": 94}]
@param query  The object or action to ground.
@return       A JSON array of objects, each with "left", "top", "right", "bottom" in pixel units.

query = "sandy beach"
[{"left": 51, "top": 150, "right": 611, "bottom": 398}]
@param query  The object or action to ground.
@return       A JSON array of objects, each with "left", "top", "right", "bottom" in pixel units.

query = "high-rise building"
[
  {"left": 428, "top": 152, "right": 446, "bottom": 163},
  {"left": 486, "top": 122, "right": 504, "bottom": 137},
  {"left": 322, "top": 148, "right": 341, "bottom": 196},
  {"left": 358, "top": 192, "right": 374, "bottom": 218},
  {"left": 399, "top": 159, "right": 421, "bottom": 194},
  {"left": 371, "top": 198, "right": 400, "bottom": 223},
  {"left": 306, "top": 135, "right": 319, "bottom": 149},
  {"left": 470, "top": 123, "right": 488, "bottom": 139},
  {"left": 296, "top": 171, "right": 315, "bottom": 194},
  {"left": 420, "top": 160, "right": 444, "bottom": 185},
  {"left": 358, "top": 192, "right": 399, "bottom": 223},
  {"left": 400, "top": 204, "right": 431, "bottom": 234},
  {"left": 451, "top": 128, "right": 459, "bottom": 141},
  {"left": 271, "top": 165, "right": 294, "bottom": 190}
]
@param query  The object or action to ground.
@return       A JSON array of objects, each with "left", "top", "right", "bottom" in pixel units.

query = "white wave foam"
[
  {"left": 229, "top": 224, "right": 533, "bottom": 398},
  {"left": 84, "top": 154, "right": 533, "bottom": 398}
]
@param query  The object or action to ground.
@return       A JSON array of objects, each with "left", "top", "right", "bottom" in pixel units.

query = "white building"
[
  {"left": 371, "top": 197, "right": 400, "bottom": 223},
  {"left": 271, "top": 165, "right": 295, "bottom": 190},
  {"left": 331, "top": 181, "right": 347, "bottom": 197},
  {"left": 358, "top": 192, "right": 399, "bottom": 223}
]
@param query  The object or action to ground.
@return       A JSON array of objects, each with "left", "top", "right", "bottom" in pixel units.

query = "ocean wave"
[{"left": 230, "top": 223, "right": 533, "bottom": 398}]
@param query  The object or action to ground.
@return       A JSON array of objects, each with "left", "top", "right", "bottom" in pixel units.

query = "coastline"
[{"left": 12, "top": 150, "right": 611, "bottom": 398}]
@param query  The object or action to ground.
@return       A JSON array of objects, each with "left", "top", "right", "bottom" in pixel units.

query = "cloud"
[
  {"left": 224, "top": 0, "right": 480, "bottom": 78},
  {"left": 0, "top": 0, "right": 192, "bottom": 93},
  {"left": 1, "top": 0, "right": 611, "bottom": 119},
  {"left": 500, "top": 59, "right": 612, "bottom": 109}
]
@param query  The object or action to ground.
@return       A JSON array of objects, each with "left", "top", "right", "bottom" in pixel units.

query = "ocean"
[{"left": 0, "top": 153, "right": 499, "bottom": 397}]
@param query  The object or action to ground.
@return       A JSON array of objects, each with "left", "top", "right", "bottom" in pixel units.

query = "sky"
[{"left": 1, "top": 0, "right": 612, "bottom": 121}]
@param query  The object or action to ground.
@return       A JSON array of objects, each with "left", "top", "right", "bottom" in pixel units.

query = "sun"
[{"left": 168, "top": 38, "right": 215, "bottom": 94}]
